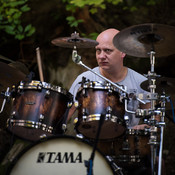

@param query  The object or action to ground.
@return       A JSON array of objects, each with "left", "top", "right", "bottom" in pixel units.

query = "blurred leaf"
[
  {"left": 24, "top": 24, "right": 32, "bottom": 32},
  {"left": 26, "top": 26, "right": 35, "bottom": 37},
  {"left": 20, "top": 4, "right": 30, "bottom": 12},
  {"left": 17, "top": 25, "right": 23, "bottom": 32},
  {"left": 15, "top": 34, "right": 25, "bottom": 40},
  {"left": 5, "top": 25, "right": 16, "bottom": 35}
]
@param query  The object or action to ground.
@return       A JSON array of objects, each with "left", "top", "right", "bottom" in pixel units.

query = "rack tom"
[
  {"left": 75, "top": 81, "right": 125, "bottom": 140},
  {"left": 7, "top": 80, "right": 72, "bottom": 141}
]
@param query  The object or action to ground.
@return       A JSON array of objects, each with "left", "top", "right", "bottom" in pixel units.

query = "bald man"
[{"left": 67, "top": 28, "right": 150, "bottom": 129}]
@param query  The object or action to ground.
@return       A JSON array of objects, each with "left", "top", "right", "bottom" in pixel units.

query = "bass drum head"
[{"left": 6, "top": 136, "right": 115, "bottom": 175}]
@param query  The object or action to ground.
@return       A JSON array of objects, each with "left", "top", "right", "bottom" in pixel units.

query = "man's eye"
[
  {"left": 96, "top": 49, "right": 101, "bottom": 53},
  {"left": 105, "top": 49, "right": 112, "bottom": 53}
]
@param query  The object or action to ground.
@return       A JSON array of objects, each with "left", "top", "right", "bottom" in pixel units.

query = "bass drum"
[{"left": 6, "top": 136, "right": 117, "bottom": 175}]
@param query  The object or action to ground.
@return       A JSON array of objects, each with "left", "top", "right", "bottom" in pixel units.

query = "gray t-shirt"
[{"left": 69, "top": 67, "right": 148, "bottom": 128}]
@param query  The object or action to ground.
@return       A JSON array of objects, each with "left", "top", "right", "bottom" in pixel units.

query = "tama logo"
[{"left": 37, "top": 152, "right": 83, "bottom": 163}]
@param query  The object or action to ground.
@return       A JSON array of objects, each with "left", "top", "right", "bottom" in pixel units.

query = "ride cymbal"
[
  {"left": 51, "top": 32, "right": 98, "bottom": 48},
  {"left": 140, "top": 77, "right": 175, "bottom": 95},
  {"left": 113, "top": 23, "right": 175, "bottom": 58}
]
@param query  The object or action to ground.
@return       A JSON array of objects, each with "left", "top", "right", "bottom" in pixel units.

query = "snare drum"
[
  {"left": 75, "top": 81, "right": 125, "bottom": 140},
  {"left": 7, "top": 81, "right": 73, "bottom": 141},
  {"left": 6, "top": 136, "right": 116, "bottom": 175}
]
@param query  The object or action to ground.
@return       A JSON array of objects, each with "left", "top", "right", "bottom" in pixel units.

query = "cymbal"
[
  {"left": 113, "top": 23, "right": 175, "bottom": 58},
  {"left": 140, "top": 77, "right": 175, "bottom": 95},
  {"left": 0, "top": 62, "right": 26, "bottom": 90},
  {"left": 51, "top": 32, "right": 98, "bottom": 48}
]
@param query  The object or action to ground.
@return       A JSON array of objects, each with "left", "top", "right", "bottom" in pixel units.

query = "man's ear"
[{"left": 121, "top": 52, "right": 126, "bottom": 58}]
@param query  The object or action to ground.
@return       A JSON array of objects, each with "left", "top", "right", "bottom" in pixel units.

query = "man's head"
[{"left": 95, "top": 28, "right": 126, "bottom": 72}]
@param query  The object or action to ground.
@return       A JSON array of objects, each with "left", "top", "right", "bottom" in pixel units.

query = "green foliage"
[
  {"left": 66, "top": 16, "right": 84, "bottom": 27},
  {"left": 81, "top": 32, "right": 99, "bottom": 40},
  {"left": 62, "top": 0, "right": 123, "bottom": 38},
  {"left": 62, "top": 0, "right": 161, "bottom": 38},
  {"left": 0, "top": 0, "right": 35, "bottom": 40}
]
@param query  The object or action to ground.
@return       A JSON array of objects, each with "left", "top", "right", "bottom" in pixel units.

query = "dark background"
[{"left": 0, "top": 0, "right": 175, "bottom": 174}]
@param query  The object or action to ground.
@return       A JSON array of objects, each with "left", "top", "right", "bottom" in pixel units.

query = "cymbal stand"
[
  {"left": 146, "top": 51, "right": 165, "bottom": 175},
  {"left": 158, "top": 92, "right": 166, "bottom": 175}
]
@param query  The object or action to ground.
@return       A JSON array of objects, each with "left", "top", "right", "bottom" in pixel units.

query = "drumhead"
[{"left": 6, "top": 135, "right": 115, "bottom": 175}]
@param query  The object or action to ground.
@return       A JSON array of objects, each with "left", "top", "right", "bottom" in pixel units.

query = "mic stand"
[{"left": 84, "top": 114, "right": 105, "bottom": 175}]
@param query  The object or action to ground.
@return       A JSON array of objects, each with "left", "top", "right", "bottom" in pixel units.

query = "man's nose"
[{"left": 98, "top": 51, "right": 106, "bottom": 59}]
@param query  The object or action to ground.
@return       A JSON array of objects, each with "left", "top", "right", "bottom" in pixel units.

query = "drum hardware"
[
  {"left": 113, "top": 23, "right": 175, "bottom": 174},
  {"left": 142, "top": 51, "right": 160, "bottom": 175},
  {"left": 0, "top": 87, "right": 10, "bottom": 113},
  {"left": 45, "top": 90, "right": 50, "bottom": 97},
  {"left": 121, "top": 136, "right": 130, "bottom": 151},
  {"left": 106, "top": 155, "right": 124, "bottom": 175},
  {"left": 124, "top": 116, "right": 129, "bottom": 128},
  {"left": 39, "top": 114, "right": 45, "bottom": 121}
]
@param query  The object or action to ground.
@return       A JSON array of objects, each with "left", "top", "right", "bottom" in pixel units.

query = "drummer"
[{"left": 67, "top": 28, "right": 153, "bottom": 130}]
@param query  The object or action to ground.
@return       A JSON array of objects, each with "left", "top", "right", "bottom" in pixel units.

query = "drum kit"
[{"left": 0, "top": 23, "right": 175, "bottom": 175}]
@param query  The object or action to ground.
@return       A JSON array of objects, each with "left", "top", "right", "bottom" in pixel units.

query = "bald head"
[{"left": 96, "top": 28, "right": 119, "bottom": 46}]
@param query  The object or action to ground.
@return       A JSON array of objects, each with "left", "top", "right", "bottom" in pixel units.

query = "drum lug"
[
  {"left": 45, "top": 90, "right": 50, "bottom": 98},
  {"left": 106, "top": 106, "right": 112, "bottom": 114},
  {"left": 74, "top": 101, "right": 79, "bottom": 108},
  {"left": 122, "top": 138, "right": 130, "bottom": 151},
  {"left": 82, "top": 108, "right": 87, "bottom": 120},
  {"left": 67, "top": 102, "right": 73, "bottom": 108},
  {"left": 107, "top": 89, "right": 113, "bottom": 95},
  {"left": 62, "top": 123, "right": 67, "bottom": 132},
  {"left": 11, "top": 111, "right": 16, "bottom": 117},
  {"left": 82, "top": 89, "right": 88, "bottom": 97},
  {"left": 39, "top": 114, "right": 44, "bottom": 122}
]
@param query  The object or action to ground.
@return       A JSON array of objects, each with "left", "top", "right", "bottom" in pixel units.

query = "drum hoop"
[
  {"left": 7, "top": 119, "right": 53, "bottom": 133},
  {"left": 17, "top": 80, "right": 73, "bottom": 100},
  {"left": 81, "top": 114, "right": 124, "bottom": 123},
  {"left": 77, "top": 81, "right": 117, "bottom": 92},
  {"left": 5, "top": 135, "right": 115, "bottom": 175}
]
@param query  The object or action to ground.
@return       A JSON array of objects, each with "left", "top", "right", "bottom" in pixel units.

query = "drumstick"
[{"left": 36, "top": 47, "right": 44, "bottom": 82}]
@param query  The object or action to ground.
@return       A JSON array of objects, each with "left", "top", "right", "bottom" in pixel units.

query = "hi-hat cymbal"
[
  {"left": 0, "top": 62, "right": 26, "bottom": 90},
  {"left": 51, "top": 32, "right": 98, "bottom": 48},
  {"left": 140, "top": 77, "right": 175, "bottom": 95},
  {"left": 113, "top": 23, "right": 175, "bottom": 58}
]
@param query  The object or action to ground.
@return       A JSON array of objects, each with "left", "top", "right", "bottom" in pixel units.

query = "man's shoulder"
[{"left": 128, "top": 68, "right": 146, "bottom": 79}]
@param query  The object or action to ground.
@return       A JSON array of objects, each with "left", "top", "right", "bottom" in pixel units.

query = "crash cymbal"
[
  {"left": 51, "top": 32, "right": 98, "bottom": 48},
  {"left": 140, "top": 77, "right": 175, "bottom": 95},
  {"left": 113, "top": 23, "right": 175, "bottom": 58},
  {"left": 0, "top": 61, "right": 26, "bottom": 90}
]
